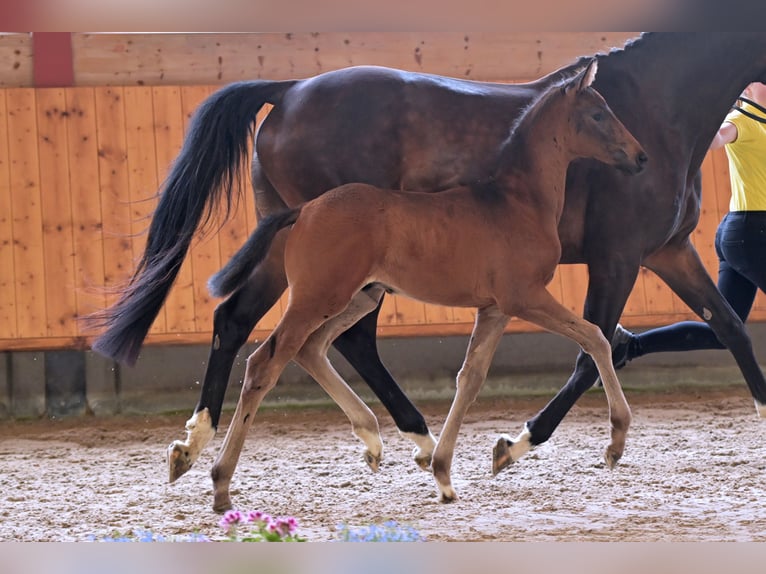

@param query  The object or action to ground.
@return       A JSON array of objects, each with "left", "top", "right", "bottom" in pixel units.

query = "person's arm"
[{"left": 709, "top": 121, "right": 738, "bottom": 150}]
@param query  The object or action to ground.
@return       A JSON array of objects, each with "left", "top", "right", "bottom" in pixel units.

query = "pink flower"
[
  {"left": 246, "top": 511, "right": 264, "bottom": 524},
  {"left": 275, "top": 517, "right": 298, "bottom": 535},
  {"left": 219, "top": 509, "right": 244, "bottom": 533}
]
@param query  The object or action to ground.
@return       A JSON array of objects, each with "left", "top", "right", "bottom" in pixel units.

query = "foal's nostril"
[{"left": 638, "top": 151, "right": 648, "bottom": 166}]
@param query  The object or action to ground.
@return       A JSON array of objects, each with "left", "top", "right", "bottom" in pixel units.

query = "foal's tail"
[
  {"left": 90, "top": 79, "right": 297, "bottom": 366},
  {"left": 208, "top": 207, "right": 302, "bottom": 299}
]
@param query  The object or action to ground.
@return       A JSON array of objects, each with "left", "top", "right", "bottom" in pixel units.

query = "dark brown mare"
[
  {"left": 205, "top": 61, "right": 645, "bottom": 508},
  {"left": 92, "top": 33, "right": 766, "bottom": 483}
]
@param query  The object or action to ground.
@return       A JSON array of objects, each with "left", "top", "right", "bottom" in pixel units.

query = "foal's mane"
[{"left": 469, "top": 78, "right": 574, "bottom": 202}]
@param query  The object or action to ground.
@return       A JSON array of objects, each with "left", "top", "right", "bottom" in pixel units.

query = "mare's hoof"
[
  {"left": 364, "top": 450, "right": 381, "bottom": 472},
  {"left": 167, "top": 441, "right": 193, "bottom": 483},
  {"left": 604, "top": 448, "right": 622, "bottom": 469},
  {"left": 755, "top": 400, "right": 766, "bottom": 419},
  {"left": 492, "top": 437, "right": 514, "bottom": 475}
]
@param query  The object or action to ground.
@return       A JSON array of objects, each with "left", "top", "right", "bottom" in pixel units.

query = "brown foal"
[{"left": 207, "top": 59, "right": 647, "bottom": 509}]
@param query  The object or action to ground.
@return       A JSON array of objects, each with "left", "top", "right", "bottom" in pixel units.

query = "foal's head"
[{"left": 519, "top": 59, "right": 648, "bottom": 175}]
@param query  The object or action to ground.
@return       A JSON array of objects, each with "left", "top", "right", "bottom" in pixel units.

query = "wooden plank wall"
[
  {"left": 1, "top": 32, "right": 763, "bottom": 353},
  {"left": 0, "top": 84, "right": 763, "bottom": 352}
]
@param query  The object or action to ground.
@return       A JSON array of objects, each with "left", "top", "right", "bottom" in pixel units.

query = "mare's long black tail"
[
  {"left": 90, "top": 79, "right": 296, "bottom": 366},
  {"left": 208, "top": 207, "right": 301, "bottom": 299}
]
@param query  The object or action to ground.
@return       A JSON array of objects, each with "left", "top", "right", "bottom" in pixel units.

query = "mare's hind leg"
[
  {"left": 431, "top": 306, "right": 508, "bottom": 502},
  {"left": 168, "top": 165, "right": 290, "bottom": 483},
  {"left": 167, "top": 232, "right": 288, "bottom": 483},
  {"left": 210, "top": 304, "right": 329, "bottom": 513},
  {"left": 294, "top": 286, "right": 389, "bottom": 472},
  {"left": 332, "top": 304, "right": 436, "bottom": 470},
  {"left": 644, "top": 241, "right": 766, "bottom": 412},
  {"left": 494, "top": 289, "right": 632, "bottom": 475}
]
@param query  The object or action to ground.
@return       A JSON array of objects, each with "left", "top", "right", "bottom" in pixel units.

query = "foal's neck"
[{"left": 491, "top": 124, "right": 573, "bottom": 217}]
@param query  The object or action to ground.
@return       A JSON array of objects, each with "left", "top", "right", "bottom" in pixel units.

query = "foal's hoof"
[
  {"left": 414, "top": 449, "right": 432, "bottom": 471},
  {"left": 439, "top": 489, "right": 459, "bottom": 504},
  {"left": 364, "top": 450, "right": 381, "bottom": 472},
  {"left": 212, "top": 494, "right": 233, "bottom": 514},
  {"left": 167, "top": 441, "right": 193, "bottom": 483},
  {"left": 604, "top": 448, "right": 623, "bottom": 469},
  {"left": 492, "top": 436, "right": 515, "bottom": 475}
]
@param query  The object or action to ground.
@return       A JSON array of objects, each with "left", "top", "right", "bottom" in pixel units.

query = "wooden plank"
[
  {"left": 36, "top": 88, "right": 78, "bottom": 337},
  {"left": 0, "top": 90, "right": 17, "bottom": 339},
  {"left": 0, "top": 33, "right": 34, "bottom": 87},
  {"left": 622, "top": 268, "right": 648, "bottom": 320},
  {"left": 641, "top": 267, "right": 677, "bottom": 317},
  {"left": 72, "top": 32, "right": 640, "bottom": 86},
  {"left": 708, "top": 148, "right": 731, "bottom": 224},
  {"left": 94, "top": 87, "right": 133, "bottom": 317},
  {"left": 389, "top": 295, "right": 427, "bottom": 326},
  {"left": 6, "top": 88, "right": 47, "bottom": 338},
  {"left": 151, "top": 85, "right": 196, "bottom": 333},
  {"left": 65, "top": 87, "right": 107, "bottom": 330},
  {"left": 122, "top": 85, "right": 165, "bottom": 334},
  {"left": 557, "top": 264, "right": 588, "bottom": 316},
  {"left": 423, "top": 303, "right": 453, "bottom": 326},
  {"left": 696, "top": 155, "right": 722, "bottom": 276}
]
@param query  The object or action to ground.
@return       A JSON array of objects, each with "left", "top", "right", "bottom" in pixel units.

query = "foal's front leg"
[
  {"left": 431, "top": 306, "right": 508, "bottom": 502},
  {"left": 494, "top": 289, "right": 632, "bottom": 474}
]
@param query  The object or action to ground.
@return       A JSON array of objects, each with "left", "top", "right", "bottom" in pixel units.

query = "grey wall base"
[{"left": 3, "top": 323, "right": 766, "bottom": 421}]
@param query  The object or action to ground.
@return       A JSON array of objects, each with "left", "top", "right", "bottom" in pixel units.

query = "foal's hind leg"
[
  {"left": 431, "top": 306, "right": 508, "bottom": 502},
  {"left": 493, "top": 289, "right": 632, "bottom": 475},
  {"left": 210, "top": 305, "right": 328, "bottom": 513},
  {"left": 293, "top": 287, "right": 390, "bottom": 472}
]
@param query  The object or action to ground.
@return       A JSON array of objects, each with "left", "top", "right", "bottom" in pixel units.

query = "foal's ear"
[
  {"left": 567, "top": 59, "right": 598, "bottom": 94},
  {"left": 577, "top": 59, "right": 598, "bottom": 91}
]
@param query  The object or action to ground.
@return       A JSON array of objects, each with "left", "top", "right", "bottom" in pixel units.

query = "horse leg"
[
  {"left": 431, "top": 306, "right": 508, "bottom": 502},
  {"left": 210, "top": 304, "right": 329, "bottom": 513},
  {"left": 167, "top": 227, "right": 288, "bottom": 483},
  {"left": 494, "top": 261, "right": 639, "bottom": 471},
  {"left": 293, "top": 287, "right": 389, "bottom": 472},
  {"left": 494, "top": 289, "right": 632, "bottom": 474},
  {"left": 644, "top": 241, "right": 766, "bottom": 412},
  {"left": 331, "top": 305, "right": 436, "bottom": 470}
]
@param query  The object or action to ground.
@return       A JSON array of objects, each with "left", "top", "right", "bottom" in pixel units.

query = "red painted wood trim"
[{"left": 32, "top": 32, "right": 74, "bottom": 87}]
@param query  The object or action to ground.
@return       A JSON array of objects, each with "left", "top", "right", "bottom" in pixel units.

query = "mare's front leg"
[
  {"left": 644, "top": 241, "right": 766, "bottom": 412},
  {"left": 494, "top": 261, "right": 639, "bottom": 472},
  {"left": 494, "top": 289, "right": 632, "bottom": 474},
  {"left": 167, "top": 233, "right": 288, "bottom": 483},
  {"left": 432, "top": 306, "right": 508, "bottom": 502}
]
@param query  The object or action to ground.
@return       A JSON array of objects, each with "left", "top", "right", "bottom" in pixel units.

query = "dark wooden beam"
[{"left": 32, "top": 32, "right": 74, "bottom": 87}]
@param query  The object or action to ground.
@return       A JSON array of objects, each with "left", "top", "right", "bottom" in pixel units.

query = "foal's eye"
[{"left": 592, "top": 112, "right": 604, "bottom": 121}]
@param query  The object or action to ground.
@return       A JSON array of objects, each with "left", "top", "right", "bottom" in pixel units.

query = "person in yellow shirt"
[{"left": 611, "top": 82, "right": 766, "bottom": 367}]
